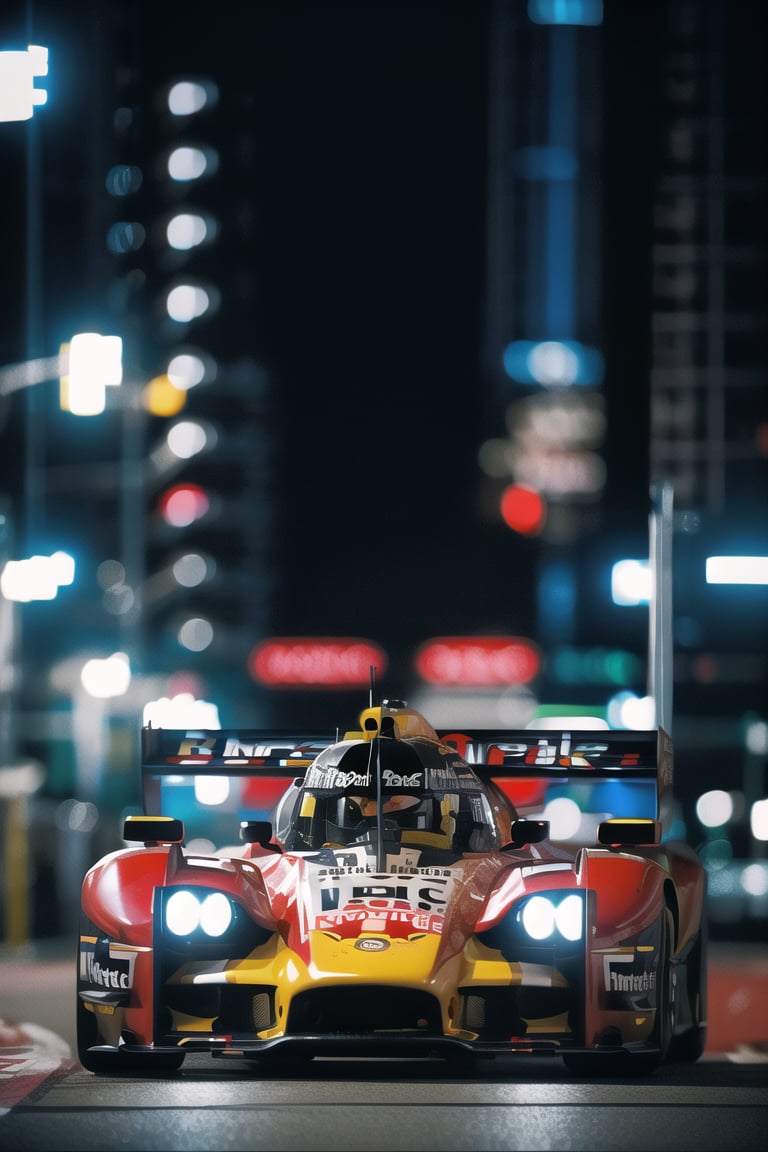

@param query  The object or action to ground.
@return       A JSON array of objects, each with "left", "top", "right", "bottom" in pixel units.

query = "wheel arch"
[{"left": 663, "top": 878, "right": 680, "bottom": 953}]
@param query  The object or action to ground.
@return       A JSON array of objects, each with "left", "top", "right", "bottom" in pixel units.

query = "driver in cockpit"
[
  {"left": 345, "top": 794, "right": 421, "bottom": 822},
  {"left": 329, "top": 793, "right": 455, "bottom": 861}
]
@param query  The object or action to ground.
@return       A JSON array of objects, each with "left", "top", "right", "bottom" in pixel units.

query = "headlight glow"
[
  {"left": 520, "top": 893, "right": 584, "bottom": 942},
  {"left": 199, "top": 891, "right": 233, "bottom": 937},
  {"left": 166, "top": 889, "right": 201, "bottom": 935},
  {"left": 521, "top": 895, "right": 556, "bottom": 940},
  {"left": 165, "top": 889, "right": 235, "bottom": 937},
  {"left": 555, "top": 893, "right": 583, "bottom": 941}
]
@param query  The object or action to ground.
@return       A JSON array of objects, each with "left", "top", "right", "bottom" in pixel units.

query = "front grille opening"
[
  {"left": 160, "top": 984, "right": 277, "bottom": 1037},
  {"left": 215, "top": 985, "right": 277, "bottom": 1035},
  {"left": 164, "top": 984, "right": 221, "bottom": 1020},
  {"left": 286, "top": 985, "right": 442, "bottom": 1036},
  {"left": 463, "top": 994, "right": 487, "bottom": 1032},
  {"left": 251, "top": 991, "right": 272, "bottom": 1031},
  {"left": 458, "top": 986, "right": 581, "bottom": 1041}
]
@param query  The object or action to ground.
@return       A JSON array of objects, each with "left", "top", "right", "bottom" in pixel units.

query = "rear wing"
[
  {"left": 140, "top": 726, "right": 337, "bottom": 828},
  {"left": 439, "top": 727, "right": 674, "bottom": 837},
  {"left": 139, "top": 723, "right": 674, "bottom": 844},
  {"left": 141, "top": 725, "right": 336, "bottom": 772}
]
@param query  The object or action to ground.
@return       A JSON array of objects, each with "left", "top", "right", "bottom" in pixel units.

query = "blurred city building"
[{"left": 0, "top": 0, "right": 765, "bottom": 943}]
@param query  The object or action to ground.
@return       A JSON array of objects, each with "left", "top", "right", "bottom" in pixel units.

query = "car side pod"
[
  {"left": 597, "top": 817, "right": 662, "bottom": 847},
  {"left": 123, "top": 814, "right": 185, "bottom": 845}
]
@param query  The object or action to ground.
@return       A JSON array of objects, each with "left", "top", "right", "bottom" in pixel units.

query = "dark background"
[
  {"left": 0, "top": 1, "right": 766, "bottom": 942},
  {"left": 3, "top": 1, "right": 498, "bottom": 653},
  {"left": 0, "top": 1, "right": 765, "bottom": 712}
]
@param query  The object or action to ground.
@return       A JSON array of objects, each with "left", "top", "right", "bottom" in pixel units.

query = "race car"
[{"left": 77, "top": 697, "right": 708, "bottom": 1076}]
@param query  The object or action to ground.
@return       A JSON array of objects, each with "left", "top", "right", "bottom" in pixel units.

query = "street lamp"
[
  {"left": 60, "top": 333, "right": 123, "bottom": 415},
  {"left": 0, "top": 332, "right": 123, "bottom": 414},
  {"left": 0, "top": 334, "right": 124, "bottom": 944},
  {"left": 0, "top": 44, "right": 48, "bottom": 122},
  {"left": 0, "top": 549, "right": 75, "bottom": 602}
]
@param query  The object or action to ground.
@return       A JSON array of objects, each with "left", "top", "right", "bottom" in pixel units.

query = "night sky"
[{"left": 239, "top": 1, "right": 501, "bottom": 642}]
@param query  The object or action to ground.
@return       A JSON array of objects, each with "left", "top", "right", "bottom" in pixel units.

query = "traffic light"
[
  {"left": 499, "top": 483, "right": 546, "bottom": 535},
  {"left": 144, "top": 419, "right": 222, "bottom": 655},
  {"left": 158, "top": 482, "right": 210, "bottom": 528},
  {"left": 478, "top": 388, "right": 607, "bottom": 546}
]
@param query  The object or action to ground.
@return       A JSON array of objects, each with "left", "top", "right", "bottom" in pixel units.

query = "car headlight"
[
  {"left": 521, "top": 893, "right": 583, "bottom": 942},
  {"left": 165, "top": 889, "right": 234, "bottom": 937},
  {"left": 477, "top": 890, "right": 586, "bottom": 959}
]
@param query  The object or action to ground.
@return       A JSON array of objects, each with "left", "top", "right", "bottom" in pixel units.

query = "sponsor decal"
[
  {"left": 312, "top": 870, "right": 452, "bottom": 914},
  {"left": 316, "top": 905, "right": 443, "bottom": 936},
  {"left": 354, "top": 938, "right": 390, "bottom": 952},
  {"left": 602, "top": 951, "right": 656, "bottom": 996},
  {"left": 173, "top": 735, "right": 325, "bottom": 761},
  {"left": 381, "top": 769, "right": 421, "bottom": 788},
  {"left": 305, "top": 765, "right": 426, "bottom": 791},
  {"left": 456, "top": 733, "right": 655, "bottom": 771},
  {"left": 317, "top": 862, "right": 451, "bottom": 877},
  {"left": 307, "top": 870, "right": 453, "bottom": 939},
  {"left": 79, "top": 942, "right": 136, "bottom": 991}
]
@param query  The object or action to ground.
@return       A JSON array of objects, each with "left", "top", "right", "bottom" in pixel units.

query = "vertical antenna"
[
  {"left": 368, "top": 663, "right": 384, "bottom": 868},
  {"left": 375, "top": 736, "right": 385, "bottom": 871}
]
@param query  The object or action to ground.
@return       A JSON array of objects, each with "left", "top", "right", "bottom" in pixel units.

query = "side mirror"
[
  {"left": 123, "top": 815, "right": 184, "bottom": 845},
  {"left": 240, "top": 819, "right": 282, "bottom": 852},
  {"left": 597, "top": 818, "right": 661, "bottom": 847},
  {"left": 506, "top": 818, "right": 549, "bottom": 849}
]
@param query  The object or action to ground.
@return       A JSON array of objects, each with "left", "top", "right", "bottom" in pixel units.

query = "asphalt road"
[{"left": 2, "top": 1047, "right": 767, "bottom": 1151}]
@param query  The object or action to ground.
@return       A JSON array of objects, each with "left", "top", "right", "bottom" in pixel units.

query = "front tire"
[
  {"left": 77, "top": 998, "right": 185, "bottom": 1075},
  {"left": 77, "top": 994, "right": 111, "bottom": 1073},
  {"left": 669, "top": 917, "right": 708, "bottom": 1063},
  {"left": 563, "top": 906, "right": 675, "bottom": 1078},
  {"left": 628, "top": 905, "right": 674, "bottom": 1075}
]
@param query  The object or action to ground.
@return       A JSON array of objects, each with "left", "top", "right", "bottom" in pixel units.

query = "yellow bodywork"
[{"left": 166, "top": 926, "right": 575, "bottom": 1041}]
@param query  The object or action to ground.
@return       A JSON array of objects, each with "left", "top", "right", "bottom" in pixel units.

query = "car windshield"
[{"left": 280, "top": 780, "right": 501, "bottom": 856}]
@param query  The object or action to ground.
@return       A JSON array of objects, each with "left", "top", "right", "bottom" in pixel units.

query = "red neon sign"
[
  {"left": 248, "top": 637, "right": 387, "bottom": 688},
  {"left": 415, "top": 636, "right": 541, "bottom": 686}
]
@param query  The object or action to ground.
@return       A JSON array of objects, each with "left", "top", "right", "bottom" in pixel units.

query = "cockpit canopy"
[{"left": 275, "top": 735, "right": 502, "bottom": 855}]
